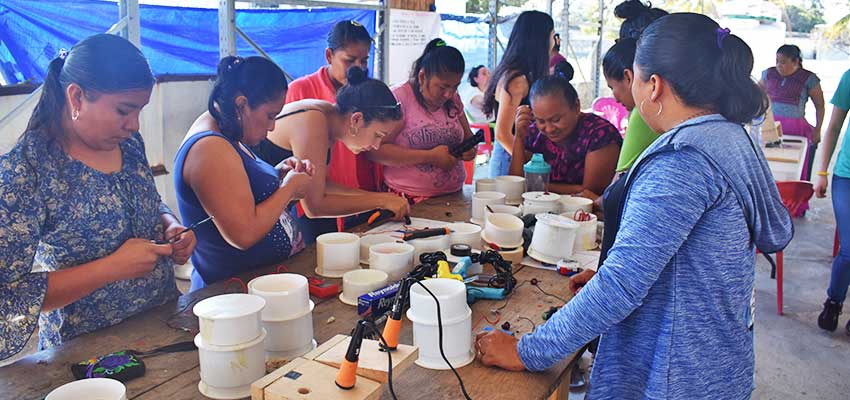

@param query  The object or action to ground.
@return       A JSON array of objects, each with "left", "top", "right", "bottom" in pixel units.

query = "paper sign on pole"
[{"left": 388, "top": 9, "right": 442, "bottom": 86}]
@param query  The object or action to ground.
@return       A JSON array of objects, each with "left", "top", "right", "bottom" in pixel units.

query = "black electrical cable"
[
  {"left": 414, "top": 281, "right": 473, "bottom": 400},
  {"left": 532, "top": 281, "right": 568, "bottom": 303},
  {"left": 366, "top": 322, "right": 398, "bottom": 400}
]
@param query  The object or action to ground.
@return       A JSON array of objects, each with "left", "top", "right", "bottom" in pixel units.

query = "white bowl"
[
  {"left": 484, "top": 204, "right": 522, "bottom": 219},
  {"left": 522, "top": 191, "right": 561, "bottom": 215},
  {"left": 471, "top": 191, "right": 506, "bottom": 224},
  {"left": 481, "top": 213, "right": 524, "bottom": 249},
  {"left": 262, "top": 301, "right": 315, "bottom": 353},
  {"left": 46, "top": 378, "right": 127, "bottom": 400},
  {"left": 248, "top": 274, "right": 309, "bottom": 321},
  {"left": 446, "top": 222, "right": 483, "bottom": 249},
  {"left": 474, "top": 178, "right": 497, "bottom": 192},
  {"left": 340, "top": 269, "right": 390, "bottom": 305},
  {"left": 368, "top": 242, "right": 415, "bottom": 282},
  {"left": 559, "top": 196, "right": 593, "bottom": 215},
  {"left": 529, "top": 214, "right": 579, "bottom": 264},
  {"left": 193, "top": 293, "right": 265, "bottom": 347},
  {"left": 359, "top": 233, "right": 400, "bottom": 265},
  {"left": 195, "top": 329, "right": 267, "bottom": 398},
  {"left": 316, "top": 232, "right": 360, "bottom": 278},
  {"left": 494, "top": 175, "right": 525, "bottom": 205}
]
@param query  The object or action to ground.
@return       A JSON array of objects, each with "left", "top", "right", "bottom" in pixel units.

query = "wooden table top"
[
  {"left": 763, "top": 138, "right": 807, "bottom": 182},
  {"left": 1, "top": 186, "right": 582, "bottom": 400}
]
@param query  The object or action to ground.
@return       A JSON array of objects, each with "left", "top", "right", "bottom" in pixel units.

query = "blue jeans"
[
  {"left": 829, "top": 175, "right": 850, "bottom": 303},
  {"left": 489, "top": 141, "right": 511, "bottom": 178}
]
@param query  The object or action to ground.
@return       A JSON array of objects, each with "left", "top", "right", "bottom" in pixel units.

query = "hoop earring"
[
  {"left": 349, "top": 127, "right": 359, "bottom": 137},
  {"left": 639, "top": 99, "right": 663, "bottom": 117},
  {"left": 71, "top": 109, "right": 79, "bottom": 121}
]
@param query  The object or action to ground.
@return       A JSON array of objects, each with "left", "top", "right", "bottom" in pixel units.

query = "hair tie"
[
  {"left": 716, "top": 27, "right": 731, "bottom": 50},
  {"left": 349, "top": 20, "right": 363, "bottom": 27},
  {"left": 435, "top": 39, "right": 446, "bottom": 47},
  {"left": 58, "top": 48, "right": 68, "bottom": 60}
]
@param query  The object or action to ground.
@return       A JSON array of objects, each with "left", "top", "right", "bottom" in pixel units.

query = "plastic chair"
[
  {"left": 464, "top": 122, "right": 494, "bottom": 184},
  {"left": 591, "top": 97, "right": 629, "bottom": 134},
  {"left": 768, "top": 181, "right": 814, "bottom": 315}
]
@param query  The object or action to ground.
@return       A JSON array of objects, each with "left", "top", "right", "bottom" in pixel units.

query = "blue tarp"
[{"left": 0, "top": 0, "right": 376, "bottom": 84}]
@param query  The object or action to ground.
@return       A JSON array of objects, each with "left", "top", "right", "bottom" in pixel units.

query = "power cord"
[
  {"left": 414, "top": 280, "right": 473, "bottom": 400},
  {"left": 366, "top": 322, "right": 398, "bottom": 400},
  {"left": 530, "top": 279, "right": 567, "bottom": 303}
]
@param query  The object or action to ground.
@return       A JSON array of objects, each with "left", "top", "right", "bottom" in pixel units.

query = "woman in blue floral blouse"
[{"left": 0, "top": 34, "right": 196, "bottom": 361}]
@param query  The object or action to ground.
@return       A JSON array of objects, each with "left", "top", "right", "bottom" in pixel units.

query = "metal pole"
[
  {"left": 236, "top": 27, "right": 294, "bottom": 81},
  {"left": 377, "top": 1, "right": 390, "bottom": 82},
  {"left": 219, "top": 0, "right": 237, "bottom": 58},
  {"left": 593, "top": 0, "right": 603, "bottom": 98},
  {"left": 561, "top": 0, "right": 569, "bottom": 47},
  {"left": 488, "top": 0, "right": 498, "bottom": 69},
  {"left": 118, "top": 0, "right": 141, "bottom": 47}
]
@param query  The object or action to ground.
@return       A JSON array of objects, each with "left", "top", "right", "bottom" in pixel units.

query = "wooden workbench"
[
  {"left": 764, "top": 138, "right": 807, "bottom": 182},
  {"left": 0, "top": 186, "right": 583, "bottom": 400}
]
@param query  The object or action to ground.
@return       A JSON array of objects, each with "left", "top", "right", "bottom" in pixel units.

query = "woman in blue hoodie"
[{"left": 476, "top": 13, "right": 793, "bottom": 399}]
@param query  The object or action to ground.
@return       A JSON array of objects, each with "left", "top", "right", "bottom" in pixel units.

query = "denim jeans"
[
  {"left": 488, "top": 141, "right": 512, "bottom": 178},
  {"left": 828, "top": 175, "right": 850, "bottom": 303}
]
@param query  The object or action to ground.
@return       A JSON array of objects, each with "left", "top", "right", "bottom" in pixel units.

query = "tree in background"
[
  {"left": 466, "top": 0, "right": 527, "bottom": 13},
  {"left": 787, "top": 2, "right": 825, "bottom": 32}
]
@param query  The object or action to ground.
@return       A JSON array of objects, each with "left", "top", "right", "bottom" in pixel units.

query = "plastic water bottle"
[
  {"left": 524, "top": 153, "right": 551, "bottom": 192},
  {"left": 750, "top": 114, "right": 764, "bottom": 146}
]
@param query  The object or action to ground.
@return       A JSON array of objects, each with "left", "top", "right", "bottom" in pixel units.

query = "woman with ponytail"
[
  {"left": 507, "top": 61, "right": 621, "bottom": 197},
  {"left": 477, "top": 14, "right": 793, "bottom": 399},
  {"left": 264, "top": 66, "right": 409, "bottom": 231},
  {"left": 0, "top": 34, "right": 196, "bottom": 360},
  {"left": 367, "top": 38, "right": 476, "bottom": 201},
  {"left": 176, "top": 56, "right": 314, "bottom": 291}
]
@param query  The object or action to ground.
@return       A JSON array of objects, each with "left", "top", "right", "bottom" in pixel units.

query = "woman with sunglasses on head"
[
  {"left": 176, "top": 56, "right": 314, "bottom": 292},
  {"left": 256, "top": 20, "right": 378, "bottom": 240},
  {"left": 0, "top": 34, "right": 196, "bottom": 361},
  {"left": 367, "top": 38, "right": 476, "bottom": 202},
  {"left": 264, "top": 66, "right": 410, "bottom": 223},
  {"left": 477, "top": 14, "right": 792, "bottom": 399},
  {"left": 483, "top": 10, "right": 555, "bottom": 178},
  {"left": 508, "top": 61, "right": 621, "bottom": 197}
]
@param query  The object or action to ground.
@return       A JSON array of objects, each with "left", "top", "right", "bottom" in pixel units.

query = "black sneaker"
[{"left": 818, "top": 299, "right": 842, "bottom": 332}]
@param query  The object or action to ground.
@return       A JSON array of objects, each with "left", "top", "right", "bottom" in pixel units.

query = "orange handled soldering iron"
[{"left": 335, "top": 320, "right": 369, "bottom": 390}]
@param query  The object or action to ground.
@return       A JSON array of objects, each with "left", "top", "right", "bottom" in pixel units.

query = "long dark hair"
[
  {"left": 603, "top": 37, "right": 637, "bottom": 81},
  {"left": 615, "top": 0, "right": 668, "bottom": 39},
  {"left": 208, "top": 56, "right": 287, "bottom": 141},
  {"left": 409, "top": 38, "right": 464, "bottom": 116},
  {"left": 25, "top": 34, "right": 154, "bottom": 138},
  {"left": 336, "top": 66, "right": 402, "bottom": 123},
  {"left": 327, "top": 20, "right": 372, "bottom": 51},
  {"left": 776, "top": 44, "right": 803, "bottom": 68},
  {"left": 635, "top": 13, "right": 767, "bottom": 124},
  {"left": 483, "top": 11, "right": 554, "bottom": 117}
]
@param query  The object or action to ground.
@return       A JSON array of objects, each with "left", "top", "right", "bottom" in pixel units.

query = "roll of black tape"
[{"left": 450, "top": 243, "right": 472, "bottom": 257}]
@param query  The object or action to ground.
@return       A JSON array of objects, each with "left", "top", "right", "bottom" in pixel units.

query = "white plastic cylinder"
[
  {"left": 406, "top": 279, "right": 474, "bottom": 370},
  {"left": 409, "top": 234, "right": 451, "bottom": 264},
  {"left": 193, "top": 293, "right": 265, "bottom": 347},
  {"left": 494, "top": 175, "right": 525, "bottom": 205},
  {"left": 481, "top": 213, "right": 524, "bottom": 248},
  {"left": 368, "top": 242, "right": 415, "bottom": 282},
  {"left": 529, "top": 213, "right": 579, "bottom": 264},
  {"left": 475, "top": 178, "right": 497, "bottom": 192},
  {"left": 359, "top": 233, "right": 399, "bottom": 265},
  {"left": 195, "top": 329, "right": 267, "bottom": 400},
  {"left": 446, "top": 222, "right": 483, "bottom": 249},
  {"left": 559, "top": 196, "right": 593, "bottom": 215},
  {"left": 248, "top": 274, "right": 309, "bottom": 321},
  {"left": 522, "top": 191, "right": 561, "bottom": 216},
  {"left": 46, "top": 378, "right": 127, "bottom": 400},
  {"left": 340, "top": 269, "right": 389, "bottom": 305},
  {"left": 565, "top": 213, "right": 598, "bottom": 252},
  {"left": 471, "top": 191, "right": 506, "bottom": 225},
  {"left": 316, "top": 232, "right": 360, "bottom": 277},
  {"left": 262, "top": 300, "right": 316, "bottom": 356},
  {"left": 484, "top": 204, "right": 522, "bottom": 220}
]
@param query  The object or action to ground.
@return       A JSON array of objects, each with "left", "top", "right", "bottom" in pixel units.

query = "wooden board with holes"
[
  {"left": 310, "top": 335, "right": 418, "bottom": 383},
  {"left": 3, "top": 187, "right": 584, "bottom": 400},
  {"left": 252, "top": 357, "right": 382, "bottom": 400}
]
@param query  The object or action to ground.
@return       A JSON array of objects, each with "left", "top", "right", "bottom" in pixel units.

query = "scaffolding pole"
[
  {"left": 118, "top": 0, "right": 140, "bottom": 47},
  {"left": 219, "top": 0, "right": 237, "bottom": 58},
  {"left": 488, "top": 0, "right": 498, "bottom": 69},
  {"left": 593, "top": 0, "right": 603, "bottom": 98},
  {"left": 561, "top": 0, "right": 569, "bottom": 47}
]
